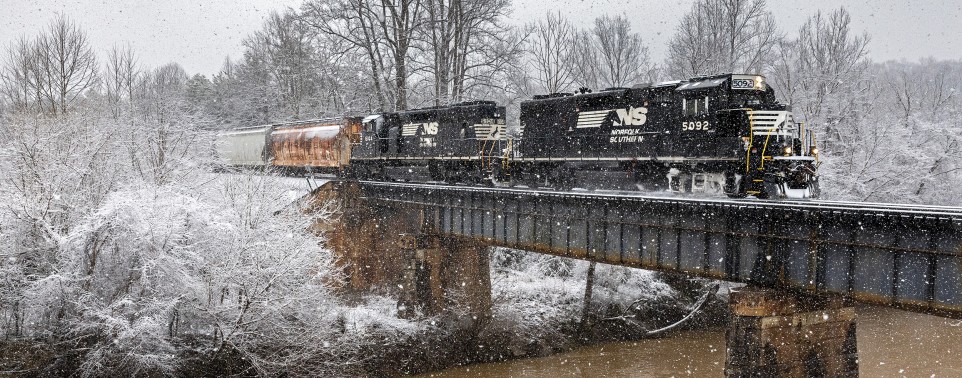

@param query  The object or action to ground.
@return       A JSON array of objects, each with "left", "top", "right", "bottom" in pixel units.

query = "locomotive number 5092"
[{"left": 681, "top": 121, "right": 710, "bottom": 131}]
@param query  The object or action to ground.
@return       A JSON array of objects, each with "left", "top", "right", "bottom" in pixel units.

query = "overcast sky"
[{"left": 2, "top": 0, "right": 961, "bottom": 76}]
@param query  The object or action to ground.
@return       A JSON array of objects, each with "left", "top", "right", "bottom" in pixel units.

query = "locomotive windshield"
[{"left": 730, "top": 89, "right": 775, "bottom": 108}]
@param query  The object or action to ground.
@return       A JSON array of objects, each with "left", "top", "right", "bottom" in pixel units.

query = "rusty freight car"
[{"left": 268, "top": 117, "right": 362, "bottom": 174}]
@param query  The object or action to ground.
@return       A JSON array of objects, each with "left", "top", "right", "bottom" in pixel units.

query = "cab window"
[{"left": 683, "top": 96, "right": 709, "bottom": 117}]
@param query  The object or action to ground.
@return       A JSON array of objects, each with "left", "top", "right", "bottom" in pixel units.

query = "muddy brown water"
[{"left": 416, "top": 305, "right": 962, "bottom": 377}]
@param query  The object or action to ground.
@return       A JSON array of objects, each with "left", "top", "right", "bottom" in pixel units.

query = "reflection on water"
[{"left": 417, "top": 306, "right": 962, "bottom": 377}]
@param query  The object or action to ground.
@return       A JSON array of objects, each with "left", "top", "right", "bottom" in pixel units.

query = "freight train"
[{"left": 216, "top": 73, "right": 820, "bottom": 199}]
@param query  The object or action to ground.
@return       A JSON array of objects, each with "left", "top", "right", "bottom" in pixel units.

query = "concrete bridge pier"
[{"left": 725, "top": 287, "right": 858, "bottom": 378}]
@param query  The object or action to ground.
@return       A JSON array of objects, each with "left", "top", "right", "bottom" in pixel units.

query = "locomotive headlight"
[
  {"left": 810, "top": 147, "right": 819, "bottom": 155},
  {"left": 754, "top": 76, "right": 765, "bottom": 90},
  {"left": 783, "top": 146, "right": 793, "bottom": 155}
]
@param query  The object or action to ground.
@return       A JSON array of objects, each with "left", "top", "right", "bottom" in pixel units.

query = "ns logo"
[
  {"left": 421, "top": 122, "right": 439, "bottom": 135},
  {"left": 419, "top": 122, "right": 439, "bottom": 147},
  {"left": 613, "top": 106, "right": 648, "bottom": 126}
]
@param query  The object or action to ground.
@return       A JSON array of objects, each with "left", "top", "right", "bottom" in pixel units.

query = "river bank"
[
  {"left": 415, "top": 305, "right": 962, "bottom": 377},
  {"left": 352, "top": 249, "right": 726, "bottom": 377}
]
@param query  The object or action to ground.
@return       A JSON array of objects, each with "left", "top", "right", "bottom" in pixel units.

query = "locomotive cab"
[
  {"left": 670, "top": 77, "right": 740, "bottom": 194},
  {"left": 664, "top": 74, "right": 819, "bottom": 198}
]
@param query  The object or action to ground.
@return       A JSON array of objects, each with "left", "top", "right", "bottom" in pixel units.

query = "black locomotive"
[
  {"left": 350, "top": 100, "right": 507, "bottom": 185},
  {"left": 221, "top": 73, "right": 820, "bottom": 199},
  {"left": 509, "top": 74, "right": 820, "bottom": 198}
]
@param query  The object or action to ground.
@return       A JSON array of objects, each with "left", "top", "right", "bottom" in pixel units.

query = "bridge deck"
[{"left": 353, "top": 181, "right": 962, "bottom": 318}]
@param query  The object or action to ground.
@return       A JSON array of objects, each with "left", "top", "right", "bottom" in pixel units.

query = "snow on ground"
[
  {"left": 488, "top": 248, "right": 677, "bottom": 343},
  {"left": 205, "top": 172, "right": 330, "bottom": 209}
]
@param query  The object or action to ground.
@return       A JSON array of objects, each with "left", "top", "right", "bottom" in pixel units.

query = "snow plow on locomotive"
[{"left": 216, "top": 73, "right": 819, "bottom": 199}]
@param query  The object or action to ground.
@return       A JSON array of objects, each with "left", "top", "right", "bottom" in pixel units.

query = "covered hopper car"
[{"left": 215, "top": 125, "right": 272, "bottom": 168}]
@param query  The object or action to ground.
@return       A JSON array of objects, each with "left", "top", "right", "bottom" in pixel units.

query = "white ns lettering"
[
  {"left": 423, "top": 122, "right": 439, "bottom": 135},
  {"left": 614, "top": 106, "right": 648, "bottom": 126}
]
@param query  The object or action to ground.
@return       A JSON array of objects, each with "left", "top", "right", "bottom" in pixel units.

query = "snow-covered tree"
[
  {"left": 665, "top": 0, "right": 779, "bottom": 78},
  {"left": 302, "top": 0, "right": 424, "bottom": 111},
  {"left": 771, "top": 7, "right": 871, "bottom": 135},
  {"left": 570, "top": 15, "right": 654, "bottom": 90},
  {"left": 419, "top": 0, "right": 521, "bottom": 106},
  {"left": 0, "top": 16, "right": 99, "bottom": 115},
  {"left": 103, "top": 44, "right": 140, "bottom": 118},
  {"left": 525, "top": 12, "right": 578, "bottom": 94}
]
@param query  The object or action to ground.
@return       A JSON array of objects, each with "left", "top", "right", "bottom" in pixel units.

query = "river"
[{"left": 417, "top": 305, "right": 962, "bottom": 377}]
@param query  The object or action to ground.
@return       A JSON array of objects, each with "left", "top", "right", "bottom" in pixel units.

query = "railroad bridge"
[{"left": 308, "top": 180, "right": 962, "bottom": 377}]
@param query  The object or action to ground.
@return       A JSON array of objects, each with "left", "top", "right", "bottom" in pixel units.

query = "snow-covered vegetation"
[
  {"left": 488, "top": 249, "right": 681, "bottom": 349},
  {"left": 0, "top": 19, "right": 683, "bottom": 373}
]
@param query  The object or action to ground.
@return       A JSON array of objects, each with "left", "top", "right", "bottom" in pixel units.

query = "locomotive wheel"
[
  {"left": 491, "top": 163, "right": 515, "bottom": 187},
  {"left": 672, "top": 173, "right": 692, "bottom": 193},
  {"left": 726, "top": 190, "right": 747, "bottom": 199},
  {"left": 471, "top": 166, "right": 487, "bottom": 186},
  {"left": 444, "top": 171, "right": 458, "bottom": 185},
  {"left": 808, "top": 178, "right": 821, "bottom": 198},
  {"left": 374, "top": 166, "right": 389, "bottom": 182},
  {"left": 756, "top": 179, "right": 781, "bottom": 199},
  {"left": 356, "top": 164, "right": 372, "bottom": 180}
]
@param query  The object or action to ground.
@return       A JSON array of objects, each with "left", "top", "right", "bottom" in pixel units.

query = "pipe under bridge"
[{"left": 350, "top": 180, "right": 962, "bottom": 319}]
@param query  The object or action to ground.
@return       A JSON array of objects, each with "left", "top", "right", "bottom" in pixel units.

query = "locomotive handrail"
[
  {"left": 745, "top": 109, "right": 756, "bottom": 174},
  {"left": 759, "top": 127, "right": 777, "bottom": 170}
]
